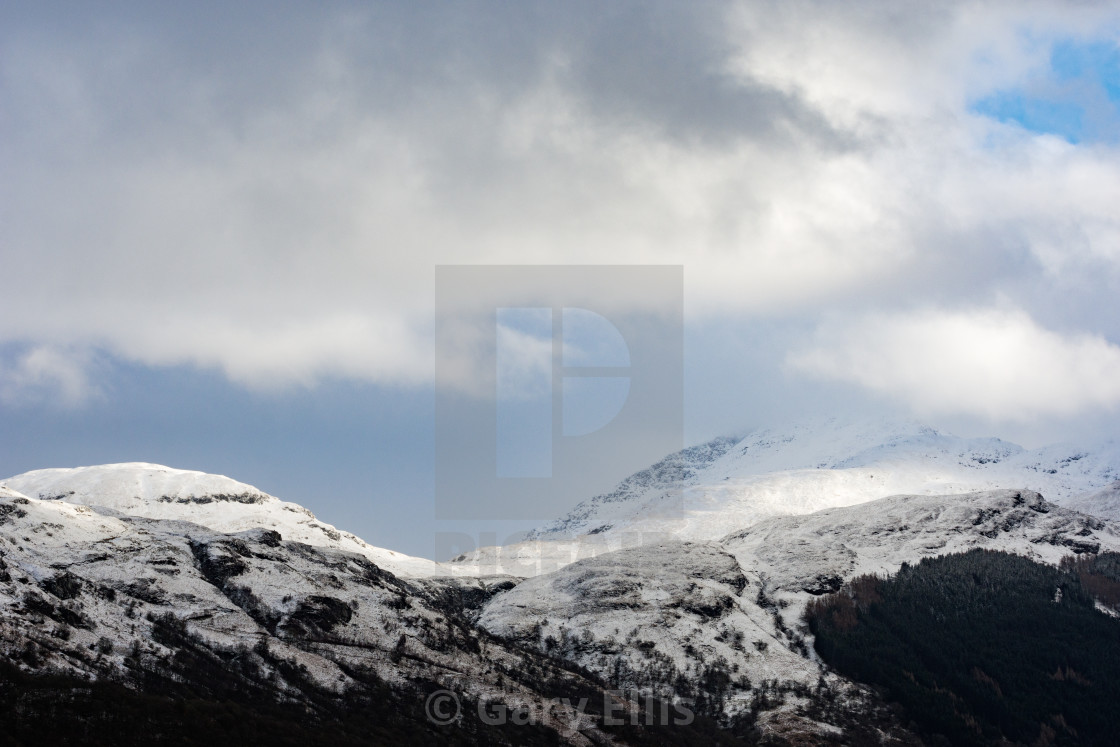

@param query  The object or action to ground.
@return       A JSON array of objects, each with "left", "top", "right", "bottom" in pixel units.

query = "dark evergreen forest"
[{"left": 807, "top": 549, "right": 1120, "bottom": 746}]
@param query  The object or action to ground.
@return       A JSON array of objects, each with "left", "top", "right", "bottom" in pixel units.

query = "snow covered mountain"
[
  {"left": 477, "top": 488, "right": 1120, "bottom": 734},
  {"left": 455, "top": 419, "right": 1120, "bottom": 576},
  {"left": 1065, "top": 480, "right": 1120, "bottom": 521},
  {"left": 0, "top": 485, "right": 645, "bottom": 744},
  {"left": 541, "top": 418, "right": 1120, "bottom": 539},
  {"left": 5, "top": 419, "right": 1120, "bottom": 744},
  {"left": 2, "top": 464, "right": 446, "bottom": 579}
]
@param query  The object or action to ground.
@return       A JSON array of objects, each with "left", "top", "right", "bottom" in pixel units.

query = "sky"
[{"left": 2, "top": 1, "right": 1120, "bottom": 559}]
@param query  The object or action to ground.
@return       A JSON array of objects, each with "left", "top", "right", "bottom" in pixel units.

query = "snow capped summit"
[
  {"left": 1, "top": 463, "right": 448, "bottom": 578},
  {"left": 447, "top": 418, "right": 1120, "bottom": 577},
  {"left": 4, "top": 463, "right": 277, "bottom": 510},
  {"left": 531, "top": 417, "right": 1120, "bottom": 544},
  {"left": 5, "top": 428, "right": 1120, "bottom": 743}
]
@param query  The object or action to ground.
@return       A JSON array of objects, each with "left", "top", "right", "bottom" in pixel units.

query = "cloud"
[
  {"left": 725, "top": 0, "right": 1118, "bottom": 123},
  {"left": 495, "top": 317, "right": 553, "bottom": 402},
  {"left": 1, "top": 1, "right": 1120, "bottom": 403},
  {"left": 971, "top": 38, "right": 1120, "bottom": 144},
  {"left": 788, "top": 308, "right": 1120, "bottom": 421},
  {"left": 0, "top": 346, "right": 101, "bottom": 407}
]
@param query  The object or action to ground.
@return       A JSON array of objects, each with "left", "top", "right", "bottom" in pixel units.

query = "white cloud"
[
  {"left": 725, "top": 0, "right": 1117, "bottom": 123},
  {"left": 2, "top": 2, "right": 1120, "bottom": 401},
  {"left": 789, "top": 308, "right": 1120, "bottom": 421},
  {"left": 0, "top": 347, "right": 100, "bottom": 407},
  {"left": 495, "top": 323, "right": 553, "bottom": 402}
]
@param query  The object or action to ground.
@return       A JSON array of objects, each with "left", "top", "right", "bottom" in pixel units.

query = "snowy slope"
[
  {"left": 0, "top": 489, "right": 619, "bottom": 745},
  {"left": 722, "top": 489, "right": 1119, "bottom": 616},
  {"left": 0, "top": 485, "right": 30, "bottom": 502},
  {"left": 1, "top": 464, "right": 450, "bottom": 578},
  {"left": 1065, "top": 480, "right": 1120, "bottom": 521},
  {"left": 455, "top": 419, "right": 1120, "bottom": 576},
  {"left": 7, "top": 444, "right": 1120, "bottom": 743},
  {"left": 479, "top": 488, "right": 1120, "bottom": 728},
  {"left": 476, "top": 540, "right": 853, "bottom": 732}
]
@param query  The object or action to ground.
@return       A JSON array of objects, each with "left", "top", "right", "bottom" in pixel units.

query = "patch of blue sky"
[
  {"left": 972, "top": 92, "right": 1086, "bottom": 143},
  {"left": 1050, "top": 40, "right": 1120, "bottom": 100},
  {"left": 970, "top": 38, "right": 1120, "bottom": 144}
]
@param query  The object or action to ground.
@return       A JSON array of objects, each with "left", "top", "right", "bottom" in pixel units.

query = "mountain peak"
[
  {"left": 0, "top": 462, "right": 446, "bottom": 578},
  {"left": 1, "top": 462, "right": 275, "bottom": 509},
  {"left": 527, "top": 417, "right": 1120, "bottom": 544}
]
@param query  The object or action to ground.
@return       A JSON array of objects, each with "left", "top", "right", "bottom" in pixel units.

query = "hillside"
[
  {"left": 476, "top": 488, "right": 1120, "bottom": 738},
  {"left": 807, "top": 549, "right": 1120, "bottom": 746},
  {"left": 456, "top": 419, "right": 1120, "bottom": 577},
  {"left": 2, "top": 464, "right": 447, "bottom": 578},
  {"left": 0, "top": 486, "right": 736, "bottom": 745},
  {"left": 5, "top": 423, "right": 1120, "bottom": 744}
]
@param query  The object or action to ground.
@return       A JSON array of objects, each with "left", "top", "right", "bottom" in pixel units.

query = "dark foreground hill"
[{"left": 807, "top": 549, "right": 1120, "bottom": 746}]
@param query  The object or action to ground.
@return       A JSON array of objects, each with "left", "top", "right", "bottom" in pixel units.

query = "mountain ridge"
[
  {"left": 1, "top": 463, "right": 451, "bottom": 579},
  {"left": 5, "top": 418, "right": 1120, "bottom": 743},
  {"left": 497, "top": 419, "right": 1120, "bottom": 575}
]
